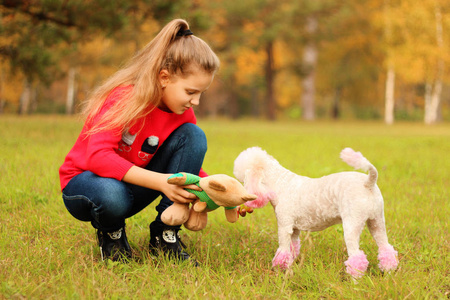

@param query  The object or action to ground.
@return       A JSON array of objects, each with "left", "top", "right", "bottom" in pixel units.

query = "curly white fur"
[{"left": 233, "top": 147, "right": 398, "bottom": 278}]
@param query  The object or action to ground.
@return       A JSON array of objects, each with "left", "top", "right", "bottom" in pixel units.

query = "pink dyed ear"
[
  {"left": 243, "top": 169, "right": 275, "bottom": 208},
  {"left": 244, "top": 192, "right": 274, "bottom": 208}
]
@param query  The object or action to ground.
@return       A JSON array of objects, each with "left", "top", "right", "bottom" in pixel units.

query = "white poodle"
[{"left": 233, "top": 147, "right": 398, "bottom": 278}]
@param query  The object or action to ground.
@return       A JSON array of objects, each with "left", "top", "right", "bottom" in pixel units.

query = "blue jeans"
[{"left": 62, "top": 123, "right": 207, "bottom": 232}]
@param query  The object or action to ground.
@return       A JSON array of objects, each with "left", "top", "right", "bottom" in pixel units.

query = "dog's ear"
[{"left": 243, "top": 169, "right": 275, "bottom": 208}]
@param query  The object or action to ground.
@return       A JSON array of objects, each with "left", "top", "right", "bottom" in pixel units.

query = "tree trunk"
[
  {"left": 424, "top": 81, "right": 432, "bottom": 122},
  {"left": 18, "top": 78, "right": 32, "bottom": 115},
  {"left": 332, "top": 86, "right": 342, "bottom": 119},
  {"left": 384, "top": 67, "right": 395, "bottom": 124},
  {"left": 30, "top": 84, "right": 37, "bottom": 113},
  {"left": 0, "top": 68, "right": 4, "bottom": 114},
  {"left": 383, "top": 0, "right": 395, "bottom": 125},
  {"left": 301, "top": 16, "right": 318, "bottom": 121},
  {"left": 66, "top": 67, "right": 77, "bottom": 115},
  {"left": 424, "top": 79, "right": 442, "bottom": 125},
  {"left": 228, "top": 76, "right": 239, "bottom": 119},
  {"left": 424, "top": 4, "right": 444, "bottom": 125},
  {"left": 251, "top": 85, "right": 259, "bottom": 118},
  {"left": 265, "top": 41, "right": 276, "bottom": 120}
]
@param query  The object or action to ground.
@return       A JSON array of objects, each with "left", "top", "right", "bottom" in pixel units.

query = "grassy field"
[{"left": 0, "top": 115, "right": 449, "bottom": 299}]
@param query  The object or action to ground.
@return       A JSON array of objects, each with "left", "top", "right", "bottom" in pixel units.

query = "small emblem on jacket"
[
  {"left": 122, "top": 131, "right": 137, "bottom": 145},
  {"left": 141, "top": 135, "right": 159, "bottom": 154},
  {"left": 138, "top": 135, "right": 159, "bottom": 162},
  {"left": 118, "top": 131, "right": 136, "bottom": 153}
]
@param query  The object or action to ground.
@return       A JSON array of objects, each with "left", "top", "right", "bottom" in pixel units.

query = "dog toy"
[
  {"left": 161, "top": 172, "right": 257, "bottom": 231},
  {"left": 233, "top": 147, "right": 399, "bottom": 279}
]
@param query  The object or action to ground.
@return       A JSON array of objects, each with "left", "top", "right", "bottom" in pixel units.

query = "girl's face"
[{"left": 158, "top": 67, "right": 214, "bottom": 114}]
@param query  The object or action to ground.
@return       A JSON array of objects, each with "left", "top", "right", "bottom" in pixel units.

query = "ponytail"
[{"left": 82, "top": 19, "right": 220, "bottom": 135}]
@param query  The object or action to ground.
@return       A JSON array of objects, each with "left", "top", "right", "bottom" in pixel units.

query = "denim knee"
[
  {"left": 62, "top": 171, "right": 133, "bottom": 231},
  {"left": 92, "top": 181, "right": 133, "bottom": 221},
  {"left": 177, "top": 123, "right": 207, "bottom": 155}
]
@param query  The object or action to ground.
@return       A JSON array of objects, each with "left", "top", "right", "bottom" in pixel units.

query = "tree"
[
  {"left": 198, "top": 0, "right": 265, "bottom": 118},
  {"left": 0, "top": 0, "right": 125, "bottom": 113},
  {"left": 0, "top": 0, "right": 190, "bottom": 113},
  {"left": 65, "top": 67, "right": 77, "bottom": 115},
  {"left": 377, "top": 0, "right": 450, "bottom": 124},
  {"left": 383, "top": 0, "right": 396, "bottom": 124},
  {"left": 384, "top": 67, "right": 395, "bottom": 124},
  {"left": 424, "top": 2, "right": 445, "bottom": 124},
  {"left": 298, "top": 0, "right": 383, "bottom": 120},
  {"left": 0, "top": 0, "right": 132, "bottom": 79},
  {"left": 301, "top": 15, "right": 318, "bottom": 121}
]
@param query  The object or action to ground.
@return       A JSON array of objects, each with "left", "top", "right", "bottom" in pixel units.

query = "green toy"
[
  {"left": 170, "top": 173, "right": 236, "bottom": 211},
  {"left": 161, "top": 172, "right": 257, "bottom": 231}
]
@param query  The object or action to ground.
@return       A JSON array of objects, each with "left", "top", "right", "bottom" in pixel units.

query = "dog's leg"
[
  {"left": 342, "top": 219, "right": 369, "bottom": 279},
  {"left": 290, "top": 228, "right": 301, "bottom": 259},
  {"left": 272, "top": 225, "right": 295, "bottom": 270},
  {"left": 367, "top": 217, "right": 399, "bottom": 273}
]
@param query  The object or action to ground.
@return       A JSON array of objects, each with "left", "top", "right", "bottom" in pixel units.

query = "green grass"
[{"left": 1, "top": 115, "right": 449, "bottom": 299}]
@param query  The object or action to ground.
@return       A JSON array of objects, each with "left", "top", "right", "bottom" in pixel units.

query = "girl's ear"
[{"left": 159, "top": 69, "right": 170, "bottom": 87}]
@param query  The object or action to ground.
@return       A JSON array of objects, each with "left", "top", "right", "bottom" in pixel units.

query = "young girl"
[{"left": 59, "top": 19, "right": 220, "bottom": 263}]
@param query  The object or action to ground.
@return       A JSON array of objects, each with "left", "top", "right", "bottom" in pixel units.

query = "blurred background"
[{"left": 0, "top": 0, "right": 449, "bottom": 124}]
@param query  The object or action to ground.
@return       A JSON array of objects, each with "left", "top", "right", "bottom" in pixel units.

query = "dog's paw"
[
  {"left": 345, "top": 251, "right": 369, "bottom": 279},
  {"left": 378, "top": 245, "right": 399, "bottom": 272}
]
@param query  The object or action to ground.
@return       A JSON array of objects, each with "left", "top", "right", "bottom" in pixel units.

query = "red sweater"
[{"left": 59, "top": 86, "right": 207, "bottom": 191}]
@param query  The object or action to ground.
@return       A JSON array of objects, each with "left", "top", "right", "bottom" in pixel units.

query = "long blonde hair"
[{"left": 82, "top": 19, "right": 220, "bottom": 135}]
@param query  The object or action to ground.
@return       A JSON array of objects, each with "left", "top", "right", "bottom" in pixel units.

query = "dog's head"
[{"left": 233, "top": 147, "right": 276, "bottom": 208}]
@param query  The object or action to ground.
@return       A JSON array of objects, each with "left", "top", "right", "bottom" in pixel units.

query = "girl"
[{"left": 59, "top": 19, "right": 219, "bottom": 263}]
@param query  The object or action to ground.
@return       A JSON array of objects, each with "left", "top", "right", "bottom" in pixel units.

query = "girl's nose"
[{"left": 190, "top": 95, "right": 200, "bottom": 106}]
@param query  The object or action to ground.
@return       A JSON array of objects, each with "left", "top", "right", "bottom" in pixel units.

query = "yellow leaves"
[
  {"left": 340, "top": 32, "right": 370, "bottom": 51},
  {"left": 1, "top": 1, "right": 449, "bottom": 116},
  {"left": 0, "top": 62, "right": 23, "bottom": 105},
  {"left": 210, "top": 30, "right": 228, "bottom": 50},
  {"left": 242, "top": 21, "right": 265, "bottom": 48},
  {"left": 380, "top": 0, "right": 450, "bottom": 84},
  {"left": 273, "top": 41, "right": 302, "bottom": 109},
  {"left": 394, "top": 54, "right": 426, "bottom": 83},
  {"left": 139, "top": 19, "right": 159, "bottom": 36},
  {"left": 276, "top": 73, "right": 301, "bottom": 109},
  {"left": 235, "top": 47, "right": 265, "bottom": 85}
]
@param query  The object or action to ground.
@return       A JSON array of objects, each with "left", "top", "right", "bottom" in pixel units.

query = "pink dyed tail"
[{"left": 340, "top": 148, "right": 378, "bottom": 187}]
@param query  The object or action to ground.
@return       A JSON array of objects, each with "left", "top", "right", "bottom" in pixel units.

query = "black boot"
[
  {"left": 149, "top": 222, "right": 199, "bottom": 266},
  {"left": 97, "top": 226, "right": 132, "bottom": 262}
]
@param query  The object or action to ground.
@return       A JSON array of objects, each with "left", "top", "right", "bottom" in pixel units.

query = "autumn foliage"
[{"left": 0, "top": 0, "right": 449, "bottom": 123}]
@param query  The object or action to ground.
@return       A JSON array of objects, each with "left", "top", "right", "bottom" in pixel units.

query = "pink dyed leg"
[
  {"left": 272, "top": 249, "right": 294, "bottom": 269},
  {"left": 344, "top": 250, "right": 369, "bottom": 278},
  {"left": 378, "top": 245, "right": 399, "bottom": 272}
]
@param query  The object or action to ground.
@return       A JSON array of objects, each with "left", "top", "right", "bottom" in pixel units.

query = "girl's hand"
[
  {"left": 161, "top": 181, "right": 203, "bottom": 204},
  {"left": 122, "top": 167, "right": 203, "bottom": 204}
]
